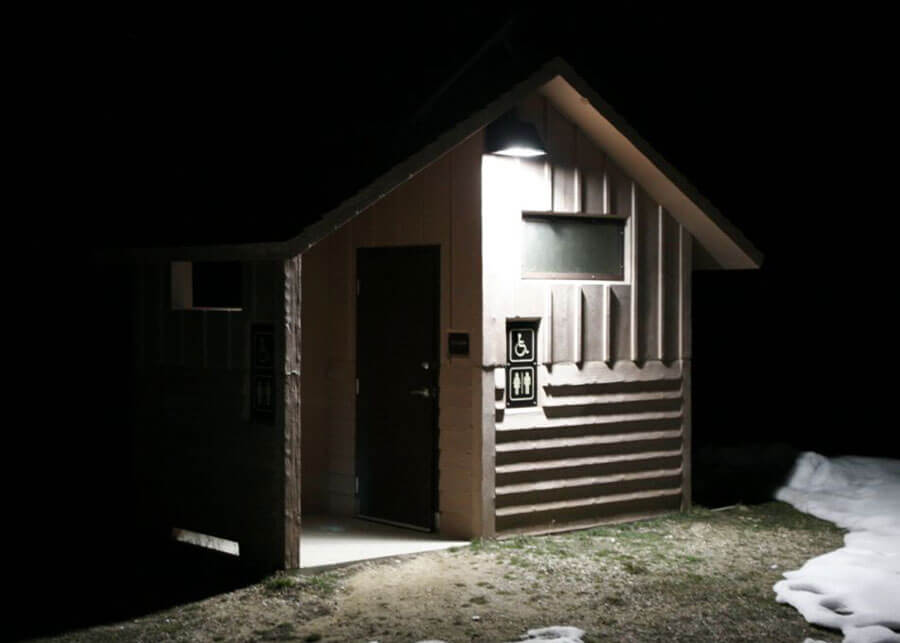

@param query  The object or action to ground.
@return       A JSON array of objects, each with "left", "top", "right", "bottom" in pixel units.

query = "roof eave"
[{"left": 541, "top": 59, "right": 763, "bottom": 270}]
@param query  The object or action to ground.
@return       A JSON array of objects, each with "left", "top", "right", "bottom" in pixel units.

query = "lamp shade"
[{"left": 485, "top": 112, "right": 547, "bottom": 157}]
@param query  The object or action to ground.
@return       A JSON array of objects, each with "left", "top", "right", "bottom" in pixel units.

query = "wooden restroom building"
[{"left": 124, "top": 58, "right": 762, "bottom": 572}]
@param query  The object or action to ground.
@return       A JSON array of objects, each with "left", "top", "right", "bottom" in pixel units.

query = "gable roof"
[{"left": 114, "top": 57, "right": 762, "bottom": 269}]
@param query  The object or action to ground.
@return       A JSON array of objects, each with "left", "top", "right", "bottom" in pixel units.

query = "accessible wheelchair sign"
[{"left": 506, "top": 321, "right": 538, "bottom": 408}]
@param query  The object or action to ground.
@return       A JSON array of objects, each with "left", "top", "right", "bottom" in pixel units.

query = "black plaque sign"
[
  {"left": 251, "top": 323, "right": 275, "bottom": 422},
  {"left": 506, "top": 320, "right": 538, "bottom": 408},
  {"left": 448, "top": 332, "right": 469, "bottom": 356}
]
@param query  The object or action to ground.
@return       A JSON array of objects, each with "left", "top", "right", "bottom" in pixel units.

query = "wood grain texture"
[
  {"left": 299, "top": 135, "right": 483, "bottom": 538},
  {"left": 661, "top": 210, "right": 680, "bottom": 362},
  {"left": 283, "top": 255, "right": 302, "bottom": 568},
  {"left": 485, "top": 92, "right": 699, "bottom": 534},
  {"left": 548, "top": 104, "right": 578, "bottom": 213},
  {"left": 577, "top": 129, "right": 606, "bottom": 214},
  {"left": 680, "top": 361, "right": 692, "bottom": 511},
  {"left": 636, "top": 187, "right": 660, "bottom": 361}
]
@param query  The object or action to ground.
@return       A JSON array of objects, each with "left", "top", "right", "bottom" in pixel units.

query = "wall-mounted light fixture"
[{"left": 485, "top": 110, "right": 547, "bottom": 157}]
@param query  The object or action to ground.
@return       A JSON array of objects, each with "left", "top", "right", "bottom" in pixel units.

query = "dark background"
[{"left": 7, "top": 7, "right": 896, "bottom": 639}]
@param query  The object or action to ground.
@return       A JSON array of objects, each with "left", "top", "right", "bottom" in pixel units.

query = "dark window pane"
[
  {"left": 192, "top": 261, "right": 243, "bottom": 309},
  {"left": 522, "top": 215, "right": 625, "bottom": 279}
]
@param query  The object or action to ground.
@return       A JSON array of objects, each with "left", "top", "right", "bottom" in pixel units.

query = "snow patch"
[
  {"left": 415, "top": 625, "right": 586, "bottom": 643},
  {"left": 774, "top": 452, "right": 900, "bottom": 643},
  {"left": 516, "top": 626, "right": 586, "bottom": 642}
]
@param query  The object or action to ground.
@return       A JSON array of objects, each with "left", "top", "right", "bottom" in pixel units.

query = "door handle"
[{"left": 409, "top": 387, "right": 434, "bottom": 399}]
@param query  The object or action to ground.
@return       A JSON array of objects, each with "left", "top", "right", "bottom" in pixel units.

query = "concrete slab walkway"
[{"left": 299, "top": 515, "right": 468, "bottom": 569}]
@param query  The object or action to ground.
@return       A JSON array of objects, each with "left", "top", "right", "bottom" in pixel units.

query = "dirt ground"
[{"left": 34, "top": 503, "right": 845, "bottom": 642}]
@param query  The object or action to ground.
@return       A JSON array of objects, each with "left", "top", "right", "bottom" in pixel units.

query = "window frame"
[
  {"left": 171, "top": 260, "right": 244, "bottom": 312},
  {"left": 520, "top": 210, "right": 629, "bottom": 281}
]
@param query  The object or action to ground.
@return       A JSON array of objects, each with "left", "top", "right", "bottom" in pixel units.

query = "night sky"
[{"left": 8, "top": 8, "right": 897, "bottom": 638}]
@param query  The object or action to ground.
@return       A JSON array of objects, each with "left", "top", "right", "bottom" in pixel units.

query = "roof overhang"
[{"left": 539, "top": 64, "right": 762, "bottom": 269}]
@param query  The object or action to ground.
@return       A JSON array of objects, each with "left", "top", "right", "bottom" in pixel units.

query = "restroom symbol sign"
[
  {"left": 508, "top": 366, "right": 536, "bottom": 403},
  {"left": 506, "top": 320, "right": 538, "bottom": 408},
  {"left": 508, "top": 328, "right": 535, "bottom": 363}
]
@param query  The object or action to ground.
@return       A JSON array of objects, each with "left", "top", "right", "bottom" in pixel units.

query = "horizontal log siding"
[
  {"left": 300, "top": 133, "right": 484, "bottom": 539},
  {"left": 493, "top": 363, "right": 684, "bottom": 533},
  {"left": 483, "top": 93, "right": 693, "bottom": 535}
]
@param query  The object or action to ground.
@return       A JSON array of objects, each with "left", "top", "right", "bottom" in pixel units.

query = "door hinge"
[
  {"left": 356, "top": 279, "right": 360, "bottom": 296},
  {"left": 355, "top": 378, "right": 359, "bottom": 395},
  {"left": 355, "top": 477, "right": 359, "bottom": 495}
]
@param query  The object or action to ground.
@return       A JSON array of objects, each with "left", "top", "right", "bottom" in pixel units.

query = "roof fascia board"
[{"left": 541, "top": 62, "right": 763, "bottom": 269}]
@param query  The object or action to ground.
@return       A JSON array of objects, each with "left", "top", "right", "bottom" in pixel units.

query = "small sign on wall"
[
  {"left": 251, "top": 324, "right": 275, "bottom": 423},
  {"left": 448, "top": 332, "right": 469, "bottom": 356},
  {"left": 507, "top": 320, "right": 538, "bottom": 408}
]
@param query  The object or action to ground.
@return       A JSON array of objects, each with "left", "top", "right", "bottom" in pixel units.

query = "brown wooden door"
[{"left": 356, "top": 246, "right": 439, "bottom": 530}]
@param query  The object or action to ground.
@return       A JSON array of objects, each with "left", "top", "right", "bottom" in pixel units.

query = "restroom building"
[{"left": 124, "top": 58, "right": 762, "bottom": 571}]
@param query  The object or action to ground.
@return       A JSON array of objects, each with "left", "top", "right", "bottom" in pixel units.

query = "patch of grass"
[
  {"left": 622, "top": 560, "right": 648, "bottom": 575},
  {"left": 55, "top": 501, "right": 847, "bottom": 643},
  {"left": 506, "top": 554, "right": 529, "bottom": 568},
  {"left": 264, "top": 574, "right": 296, "bottom": 592},
  {"left": 257, "top": 622, "right": 296, "bottom": 641},
  {"left": 300, "top": 571, "right": 339, "bottom": 597}
]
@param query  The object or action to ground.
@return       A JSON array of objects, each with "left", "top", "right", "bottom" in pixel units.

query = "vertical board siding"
[
  {"left": 577, "top": 129, "right": 606, "bottom": 214},
  {"left": 661, "top": 210, "right": 681, "bottom": 362},
  {"left": 132, "top": 259, "right": 286, "bottom": 571},
  {"left": 548, "top": 104, "right": 578, "bottom": 213},
  {"left": 609, "top": 285, "right": 632, "bottom": 364},
  {"left": 206, "top": 313, "right": 228, "bottom": 371},
  {"left": 550, "top": 285, "right": 577, "bottom": 363},
  {"left": 680, "top": 228, "right": 693, "bottom": 360},
  {"left": 636, "top": 188, "right": 660, "bottom": 362},
  {"left": 606, "top": 160, "right": 631, "bottom": 218},
  {"left": 484, "top": 94, "right": 694, "bottom": 535},
  {"left": 300, "top": 134, "right": 483, "bottom": 539}
]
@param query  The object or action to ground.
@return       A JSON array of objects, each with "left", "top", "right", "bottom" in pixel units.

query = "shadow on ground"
[
  {"left": 693, "top": 442, "right": 800, "bottom": 508},
  {"left": 9, "top": 533, "right": 264, "bottom": 642}
]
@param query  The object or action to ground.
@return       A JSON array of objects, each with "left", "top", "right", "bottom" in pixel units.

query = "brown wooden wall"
[
  {"left": 300, "top": 132, "right": 484, "bottom": 539},
  {"left": 482, "top": 94, "right": 693, "bottom": 535},
  {"left": 131, "top": 259, "right": 288, "bottom": 570}
]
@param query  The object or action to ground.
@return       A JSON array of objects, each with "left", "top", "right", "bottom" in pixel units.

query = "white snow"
[
  {"left": 516, "top": 626, "right": 586, "bottom": 642},
  {"left": 416, "top": 625, "right": 585, "bottom": 643},
  {"left": 774, "top": 452, "right": 900, "bottom": 643}
]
